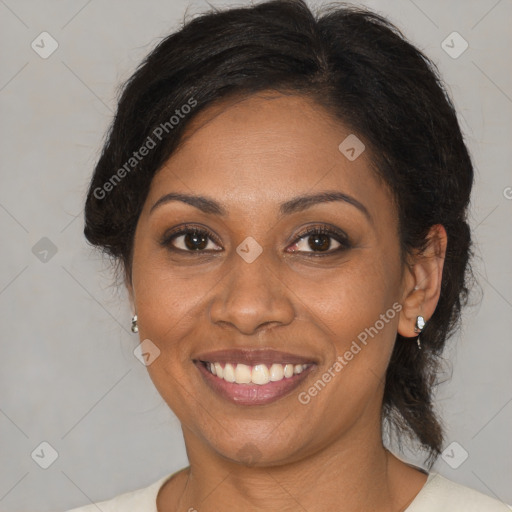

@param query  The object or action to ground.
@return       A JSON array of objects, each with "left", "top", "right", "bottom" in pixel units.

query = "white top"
[{"left": 65, "top": 470, "right": 509, "bottom": 511}]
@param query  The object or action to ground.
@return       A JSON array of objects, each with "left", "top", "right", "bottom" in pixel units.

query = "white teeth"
[
  {"left": 205, "top": 361, "right": 311, "bottom": 384},
  {"left": 235, "top": 363, "right": 252, "bottom": 384},
  {"left": 214, "top": 362, "right": 223, "bottom": 378},
  {"left": 223, "top": 363, "right": 236, "bottom": 383},
  {"left": 252, "top": 364, "right": 270, "bottom": 385},
  {"left": 269, "top": 363, "right": 284, "bottom": 381}
]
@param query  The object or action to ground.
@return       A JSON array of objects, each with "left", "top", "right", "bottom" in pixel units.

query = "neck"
[{"left": 169, "top": 423, "right": 422, "bottom": 512}]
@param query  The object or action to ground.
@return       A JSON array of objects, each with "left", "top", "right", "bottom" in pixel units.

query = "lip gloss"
[{"left": 195, "top": 361, "right": 314, "bottom": 405}]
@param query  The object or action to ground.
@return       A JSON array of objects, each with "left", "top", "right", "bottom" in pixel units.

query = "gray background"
[{"left": 0, "top": 0, "right": 511, "bottom": 510}]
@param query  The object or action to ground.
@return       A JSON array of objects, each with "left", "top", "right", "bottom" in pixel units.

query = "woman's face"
[{"left": 129, "top": 92, "right": 412, "bottom": 465}]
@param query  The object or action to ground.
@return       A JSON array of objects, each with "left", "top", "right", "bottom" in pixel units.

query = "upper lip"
[{"left": 193, "top": 348, "right": 317, "bottom": 366}]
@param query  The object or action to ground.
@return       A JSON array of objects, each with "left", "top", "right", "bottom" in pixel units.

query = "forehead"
[{"left": 144, "top": 92, "right": 392, "bottom": 220}]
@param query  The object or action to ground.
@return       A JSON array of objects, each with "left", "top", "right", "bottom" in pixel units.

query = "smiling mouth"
[
  {"left": 202, "top": 361, "right": 311, "bottom": 384},
  {"left": 194, "top": 360, "right": 316, "bottom": 405}
]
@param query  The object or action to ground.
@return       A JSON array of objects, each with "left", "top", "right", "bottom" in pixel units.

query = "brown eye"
[
  {"left": 287, "top": 225, "right": 350, "bottom": 255},
  {"left": 161, "top": 226, "right": 222, "bottom": 252},
  {"left": 182, "top": 231, "right": 209, "bottom": 250},
  {"left": 307, "top": 233, "right": 333, "bottom": 252}
]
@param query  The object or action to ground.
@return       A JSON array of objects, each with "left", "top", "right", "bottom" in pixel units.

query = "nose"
[{"left": 208, "top": 251, "right": 295, "bottom": 335}]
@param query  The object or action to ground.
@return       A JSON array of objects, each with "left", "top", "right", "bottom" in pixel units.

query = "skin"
[{"left": 126, "top": 92, "right": 447, "bottom": 512}]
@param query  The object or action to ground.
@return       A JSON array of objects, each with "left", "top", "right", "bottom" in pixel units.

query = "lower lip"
[{"left": 195, "top": 361, "right": 314, "bottom": 406}]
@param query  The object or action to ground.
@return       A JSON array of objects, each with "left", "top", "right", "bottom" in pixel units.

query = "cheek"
[
  {"left": 136, "top": 268, "right": 203, "bottom": 328},
  {"left": 133, "top": 235, "right": 402, "bottom": 349},
  {"left": 130, "top": 243, "right": 210, "bottom": 389},
  {"left": 292, "top": 249, "right": 401, "bottom": 333},
  {"left": 291, "top": 251, "right": 402, "bottom": 397},
  {"left": 292, "top": 266, "right": 401, "bottom": 426},
  {"left": 131, "top": 237, "right": 211, "bottom": 333},
  {"left": 131, "top": 256, "right": 205, "bottom": 419}
]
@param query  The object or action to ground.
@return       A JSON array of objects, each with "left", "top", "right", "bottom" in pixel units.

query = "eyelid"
[
  {"left": 288, "top": 224, "right": 351, "bottom": 255},
  {"left": 159, "top": 224, "right": 222, "bottom": 251},
  {"left": 293, "top": 224, "right": 349, "bottom": 243},
  {"left": 160, "top": 223, "right": 351, "bottom": 254}
]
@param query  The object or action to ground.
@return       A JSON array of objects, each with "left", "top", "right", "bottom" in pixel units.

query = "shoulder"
[
  {"left": 407, "top": 472, "right": 510, "bottom": 511},
  {"left": 63, "top": 473, "right": 174, "bottom": 512}
]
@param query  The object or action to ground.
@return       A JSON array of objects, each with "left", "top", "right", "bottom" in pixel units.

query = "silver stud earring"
[
  {"left": 414, "top": 315, "right": 425, "bottom": 349},
  {"left": 131, "top": 315, "right": 138, "bottom": 333}
]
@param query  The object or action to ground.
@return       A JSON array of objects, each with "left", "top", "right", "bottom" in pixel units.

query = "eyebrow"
[{"left": 149, "top": 190, "right": 371, "bottom": 222}]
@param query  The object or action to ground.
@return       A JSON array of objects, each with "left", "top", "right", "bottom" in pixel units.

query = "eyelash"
[
  {"left": 160, "top": 224, "right": 351, "bottom": 257},
  {"left": 291, "top": 225, "right": 351, "bottom": 256}
]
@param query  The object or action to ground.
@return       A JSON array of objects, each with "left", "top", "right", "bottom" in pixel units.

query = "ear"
[
  {"left": 124, "top": 265, "right": 135, "bottom": 313},
  {"left": 397, "top": 224, "right": 448, "bottom": 338}
]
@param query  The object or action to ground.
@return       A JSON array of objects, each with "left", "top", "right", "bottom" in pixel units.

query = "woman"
[{"left": 68, "top": 0, "right": 508, "bottom": 510}]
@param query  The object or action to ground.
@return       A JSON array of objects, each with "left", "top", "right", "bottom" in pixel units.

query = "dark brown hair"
[{"left": 84, "top": 0, "right": 474, "bottom": 466}]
